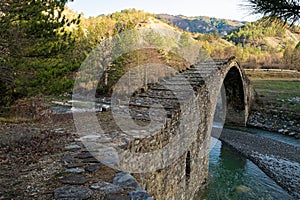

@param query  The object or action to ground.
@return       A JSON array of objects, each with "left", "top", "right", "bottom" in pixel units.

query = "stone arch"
[{"left": 222, "top": 64, "right": 248, "bottom": 126}]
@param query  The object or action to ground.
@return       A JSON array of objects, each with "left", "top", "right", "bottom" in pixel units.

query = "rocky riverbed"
[
  {"left": 218, "top": 128, "right": 300, "bottom": 199},
  {"left": 247, "top": 110, "right": 300, "bottom": 139}
]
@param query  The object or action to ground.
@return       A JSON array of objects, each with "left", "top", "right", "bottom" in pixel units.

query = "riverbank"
[
  {"left": 217, "top": 128, "right": 300, "bottom": 199},
  {"left": 247, "top": 110, "right": 300, "bottom": 139},
  {"left": 246, "top": 76, "right": 300, "bottom": 139}
]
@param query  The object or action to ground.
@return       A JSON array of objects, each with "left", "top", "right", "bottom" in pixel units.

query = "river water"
[{"left": 198, "top": 128, "right": 298, "bottom": 200}]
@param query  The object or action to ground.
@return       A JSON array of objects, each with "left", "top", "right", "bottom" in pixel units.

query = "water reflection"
[
  {"left": 219, "top": 142, "right": 247, "bottom": 170},
  {"left": 198, "top": 137, "right": 293, "bottom": 200}
]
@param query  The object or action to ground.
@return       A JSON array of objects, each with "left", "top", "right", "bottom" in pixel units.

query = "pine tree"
[
  {"left": 0, "top": 0, "right": 80, "bottom": 105},
  {"left": 246, "top": 0, "right": 300, "bottom": 25}
]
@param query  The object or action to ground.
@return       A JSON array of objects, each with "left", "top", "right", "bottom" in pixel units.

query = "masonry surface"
[{"left": 73, "top": 57, "right": 254, "bottom": 199}]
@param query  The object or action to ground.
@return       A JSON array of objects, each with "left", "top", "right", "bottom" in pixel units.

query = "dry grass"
[{"left": 247, "top": 71, "right": 300, "bottom": 113}]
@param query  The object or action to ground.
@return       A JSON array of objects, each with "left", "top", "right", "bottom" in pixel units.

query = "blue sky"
[{"left": 67, "top": 0, "right": 261, "bottom": 21}]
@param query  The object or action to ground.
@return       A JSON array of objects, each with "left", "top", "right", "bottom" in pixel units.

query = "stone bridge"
[{"left": 73, "top": 57, "right": 254, "bottom": 200}]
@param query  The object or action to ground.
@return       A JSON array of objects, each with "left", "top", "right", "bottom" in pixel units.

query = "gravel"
[{"left": 218, "top": 128, "right": 300, "bottom": 199}]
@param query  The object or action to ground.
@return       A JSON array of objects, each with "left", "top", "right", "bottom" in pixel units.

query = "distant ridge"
[{"left": 157, "top": 14, "right": 247, "bottom": 36}]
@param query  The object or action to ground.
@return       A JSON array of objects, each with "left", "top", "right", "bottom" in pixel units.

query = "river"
[{"left": 198, "top": 127, "right": 299, "bottom": 200}]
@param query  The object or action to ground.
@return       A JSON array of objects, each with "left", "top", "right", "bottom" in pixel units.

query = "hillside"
[
  {"left": 70, "top": 10, "right": 300, "bottom": 72},
  {"left": 223, "top": 20, "right": 300, "bottom": 69},
  {"left": 2, "top": 7, "right": 300, "bottom": 111},
  {"left": 157, "top": 14, "right": 246, "bottom": 36},
  {"left": 155, "top": 14, "right": 300, "bottom": 70},
  {"left": 0, "top": 8, "right": 200, "bottom": 107},
  {"left": 225, "top": 20, "right": 300, "bottom": 50}
]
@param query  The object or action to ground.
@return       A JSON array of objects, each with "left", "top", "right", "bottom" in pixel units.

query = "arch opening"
[
  {"left": 185, "top": 150, "right": 191, "bottom": 186},
  {"left": 223, "top": 67, "right": 246, "bottom": 126}
]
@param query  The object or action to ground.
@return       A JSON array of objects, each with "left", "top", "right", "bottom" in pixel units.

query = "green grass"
[
  {"left": 246, "top": 71, "right": 300, "bottom": 80},
  {"left": 251, "top": 80, "right": 300, "bottom": 112}
]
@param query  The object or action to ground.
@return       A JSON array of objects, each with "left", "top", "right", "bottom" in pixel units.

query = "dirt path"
[
  {"left": 0, "top": 113, "right": 150, "bottom": 200},
  {"left": 0, "top": 115, "right": 76, "bottom": 199}
]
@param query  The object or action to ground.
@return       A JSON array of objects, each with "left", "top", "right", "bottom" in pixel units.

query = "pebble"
[
  {"left": 74, "top": 138, "right": 82, "bottom": 142},
  {"left": 60, "top": 174, "right": 90, "bottom": 185},
  {"left": 64, "top": 144, "right": 81, "bottom": 150},
  {"left": 288, "top": 132, "right": 296, "bottom": 136},
  {"left": 67, "top": 162, "right": 85, "bottom": 168},
  {"left": 233, "top": 185, "right": 251, "bottom": 193},
  {"left": 104, "top": 193, "right": 131, "bottom": 200},
  {"left": 90, "top": 181, "right": 123, "bottom": 193},
  {"left": 54, "top": 186, "right": 93, "bottom": 200},
  {"left": 62, "top": 153, "right": 78, "bottom": 163},
  {"left": 129, "top": 190, "right": 153, "bottom": 200},
  {"left": 278, "top": 129, "right": 284, "bottom": 133},
  {"left": 54, "top": 128, "right": 65, "bottom": 133},
  {"left": 113, "top": 172, "right": 141, "bottom": 190},
  {"left": 75, "top": 151, "right": 93, "bottom": 159},
  {"left": 121, "top": 137, "right": 130, "bottom": 144},
  {"left": 85, "top": 163, "right": 102, "bottom": 172},
  {"left": 65, "top": 168, "right": 85, "bottom": 173}
]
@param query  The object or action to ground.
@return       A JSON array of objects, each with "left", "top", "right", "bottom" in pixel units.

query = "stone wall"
[
  {"left": 119, "top": 57, "right": 253, "bottom": 199},
  {"left": 129, "top": 84, "right": 212, "bottom": 199}
]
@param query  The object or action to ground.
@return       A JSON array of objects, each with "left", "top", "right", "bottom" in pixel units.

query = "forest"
[{"left": 1, "top": 4, "right": 300, "bottom": 115}]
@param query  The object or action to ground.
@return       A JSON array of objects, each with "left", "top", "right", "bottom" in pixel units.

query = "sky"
[{"left": 67, "top": 0, "right": 261, "bottom": 22}]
